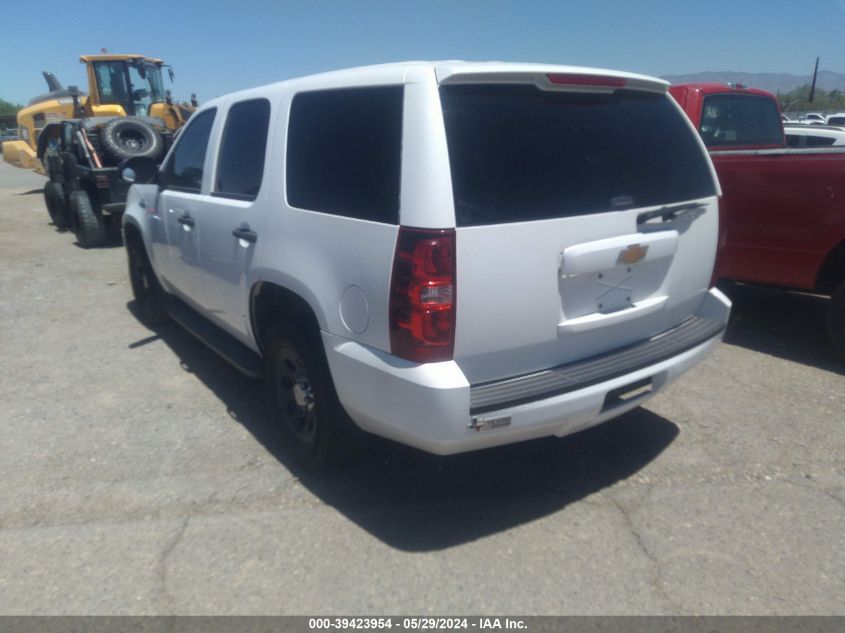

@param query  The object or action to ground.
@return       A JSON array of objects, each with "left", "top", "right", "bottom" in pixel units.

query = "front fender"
[{"left": 122, "top": 183, "right": 161, "bottom": 257}]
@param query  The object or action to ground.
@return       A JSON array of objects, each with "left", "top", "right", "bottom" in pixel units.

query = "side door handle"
[
  {"left": 177, "top": 214, "right": 195, "bottom": 228},
  {"left": 232, "top": 227, "right": 258, "bottom": 243}
]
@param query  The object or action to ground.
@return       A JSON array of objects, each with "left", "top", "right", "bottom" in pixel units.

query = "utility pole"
[{"left": 809, "top": 56, "right": 820, "bottom": 103}]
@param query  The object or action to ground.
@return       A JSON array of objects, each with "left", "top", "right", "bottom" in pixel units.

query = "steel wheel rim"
[
  {"left": 273, "top": 348, "right": 318, "bottom": 445},
  {"left": 119, "top": 129, "right": 147, "bottom": 152}
]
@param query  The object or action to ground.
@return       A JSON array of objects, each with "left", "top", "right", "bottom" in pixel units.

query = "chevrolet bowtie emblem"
[{"left": 617, "top": 244, "right": 649, "bottom": 265}]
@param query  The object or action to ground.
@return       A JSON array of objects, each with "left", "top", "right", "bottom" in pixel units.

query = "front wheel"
[
  {"left": 827, "top": 281, "right": 845, "bottom": 360},
  {"left": 68, "top": 190, "right": 105, "bottom": 248},
  {"left": 126, "top": 235, "right": 169, "bottom": 325},
  {"left": 44, "top": 181, "right": 68, "bottom": 230},
  {"left": 264, "top": 323, "right": 357, "bottom": 470}
]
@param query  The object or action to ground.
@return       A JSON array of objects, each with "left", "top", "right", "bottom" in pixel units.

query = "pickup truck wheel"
[
  {"left": 99, "top": 117, "right": 164, "bottom": 164},
  {"left": 68, "top": 190, "right": 106, "bottom": 248},
  {"left": 44, "top": 181, "right": 69, "bottom": 230},
  {"left": 126, "top": 236, "right": 169, "bottom": 325},
  {"left": 827, "top": 281, "right": 845, "bottom": 359},
  {"left": 264, "top": 323, "right": 354, "bottom": 470}
]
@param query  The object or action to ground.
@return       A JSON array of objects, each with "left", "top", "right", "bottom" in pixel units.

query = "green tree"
[
  {"left": 778, "top": 85, "right": 845, "bottom": 113},
  {"left": 0, "top": 98, "right": 22, "bottom": 115}
]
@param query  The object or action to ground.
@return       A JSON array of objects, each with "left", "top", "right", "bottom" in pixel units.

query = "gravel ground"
[{"left": 0, "top": 160, "right": 843, "bottom": 615}]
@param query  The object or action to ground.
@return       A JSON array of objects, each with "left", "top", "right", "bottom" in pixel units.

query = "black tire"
[
  {"left": 827, "top": 281, "right": 845, "bottom": 359},
  {"left": 264, "top": 323, "right": 358, "bottom": 470},
  {"left": 126, "top": 233, "right": 169, "bottom": 325},
  {"left": 44, "top": 181, "right": 69, "bottom": 230},
  {"left": 68, "top": 190, "right": 106, "bottom": 248},
  {"left": 99, "top": 117, "right": 164, "bottom": 164}
]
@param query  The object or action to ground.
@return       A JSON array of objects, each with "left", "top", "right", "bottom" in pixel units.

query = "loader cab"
[
  {"left": 87, "top": 57, "right": 164, "bottom": 117},
  {"left": 82, "top": 55, "right": 189, "bottom": 130}
]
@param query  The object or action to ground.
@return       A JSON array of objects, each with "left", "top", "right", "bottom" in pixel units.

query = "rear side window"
[
  {"left": 286, "top": 86, "right": 403, "bottom": 224},
  {"left": 806, "top": 135, "right": 837, "bottom": 147},
  {"left": 215, "top": 98, "right": 271, "bottom": 201},
  {"left": 440, "top": 85, "right": 716, "bottom": 226},
  {"left": 699, "top": 93, "right": 783, "bottom": 148},
  {"left": 165, "top": 108, "right": 216, "bottom": 193}
]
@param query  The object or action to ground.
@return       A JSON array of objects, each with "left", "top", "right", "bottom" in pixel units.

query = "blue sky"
[{"left": 2, "top": 0, "right": 845, "bottom": 105}]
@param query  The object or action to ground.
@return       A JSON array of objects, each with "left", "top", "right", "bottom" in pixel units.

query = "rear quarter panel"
[{"left": 252, "top": 78, "right": 406, "bottom": 353}]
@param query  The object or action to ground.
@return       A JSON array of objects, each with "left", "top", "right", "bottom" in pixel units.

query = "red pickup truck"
[{"left": 670, "top": 83, "right": 845, "bottom": 357}]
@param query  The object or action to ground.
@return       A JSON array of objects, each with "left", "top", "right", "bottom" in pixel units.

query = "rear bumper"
[{"left": 323, "top": 287, "right": 731, "bottom": 455}]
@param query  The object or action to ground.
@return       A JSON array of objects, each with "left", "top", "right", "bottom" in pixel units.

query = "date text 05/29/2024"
[{"left": 308, "top": 618, "right": 527, "bottom": 630}]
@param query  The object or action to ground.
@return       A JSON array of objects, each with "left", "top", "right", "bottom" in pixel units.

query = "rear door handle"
[
  {"left": 232, "top": 227, "right": 258, "bottom": 243},
  {"left": 177, "top": 214, "right": 195, "bottom": 228}
]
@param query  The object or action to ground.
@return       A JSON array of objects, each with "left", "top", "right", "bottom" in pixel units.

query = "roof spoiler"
[{"left": 435, "top": 65, "right": 668, "bottom": 94}]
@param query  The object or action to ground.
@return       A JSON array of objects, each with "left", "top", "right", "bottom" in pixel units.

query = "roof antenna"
[{"left": 809, "top": 56, "right": 820, "bottom": 103}]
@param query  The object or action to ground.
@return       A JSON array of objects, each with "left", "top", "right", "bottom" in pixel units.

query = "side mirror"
[{"left": 119, "top": 156, "right": 159, "bottom": 185}]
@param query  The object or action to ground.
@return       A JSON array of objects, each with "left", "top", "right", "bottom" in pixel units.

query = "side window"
[
  {"left": 805, "top": 135, "right": 837, "bottom": 147},
  {"left": 165, "top": 108, "right": 216, "bottom": 193},
  {"left": 785, "top": 134, "right": 802, "bottom": 148},
  {"left": 214, "top": 99, "right": 271, "bottom": 201},
  {"left": 286, "top": 86, "right": 403, "bottom": 224}
]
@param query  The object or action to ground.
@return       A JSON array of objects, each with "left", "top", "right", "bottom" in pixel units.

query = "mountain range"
[{"left": 660, "top": 70, "right": 845, "bottom": 94}]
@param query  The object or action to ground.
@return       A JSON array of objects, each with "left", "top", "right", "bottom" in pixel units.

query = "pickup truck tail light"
[
  {"left": 390, "top": 227, "right": 456, "bottom": 363},
  {"left": 711, "top": 198, "right": 726, "bottom": 287}
]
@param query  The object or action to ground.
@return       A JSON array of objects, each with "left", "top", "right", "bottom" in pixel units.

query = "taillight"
[
  {"left": 710, "top": 197, "right": 726, "bottom": 287},
  {"left": 546, "top": 73, "right": 626, "bottom": 87},
  {"left": 389, "top": 227, "right": 456, "bottom": 363}
]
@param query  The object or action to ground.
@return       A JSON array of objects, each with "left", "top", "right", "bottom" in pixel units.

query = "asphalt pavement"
[{"left": 0, "top": 159, "right": 842, "bottom": 615}]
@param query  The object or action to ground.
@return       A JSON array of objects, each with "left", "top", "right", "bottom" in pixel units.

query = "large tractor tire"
[
  {"left": 99, "top": 117, "right": 164, "bottom": 164},
  {"left": 44, "top": 181, "right": 69, "bottom": 230},
  {"left": 827, "top": 281, "right": 845, "bottom": 360},
  {"left": 68, "top": 190, "right": 106, "bottom": 248}
]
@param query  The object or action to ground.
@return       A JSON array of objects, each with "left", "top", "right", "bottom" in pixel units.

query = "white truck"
[{"left": 121, "top": 61, "right": 731, "bottom": 468}]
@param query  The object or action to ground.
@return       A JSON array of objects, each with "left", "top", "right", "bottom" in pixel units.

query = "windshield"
[
  {"left": 128, "top": 61, "right": 164, "bottom": 115},
  {"left": 93, "top": 60, "right": 165, "bottom": 116}
]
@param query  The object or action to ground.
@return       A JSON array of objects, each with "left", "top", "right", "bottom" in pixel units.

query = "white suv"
[{"left": 122, "top": 61, "right": 731, "bottom": 468}]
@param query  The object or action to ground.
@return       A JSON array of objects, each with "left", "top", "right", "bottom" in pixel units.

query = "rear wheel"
[
  {"left": 126, "top": 234, "right": 169, "bottom": 324},
  {"left": 44, "top": 181, "right": 69, "bottom": 230},
  {"left": 264, "top": 323, "right": 357, "bottom": 470},
  {"left": 68, "top": 190, "right": 106, "bottom": 248},
  {"left": 827, "top": 281, "right": 845, "bottom": 359}
]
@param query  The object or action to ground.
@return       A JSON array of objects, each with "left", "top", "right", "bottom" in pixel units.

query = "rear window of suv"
[{"left": 439, "top": 84, "right": 716, "bottom": 227}]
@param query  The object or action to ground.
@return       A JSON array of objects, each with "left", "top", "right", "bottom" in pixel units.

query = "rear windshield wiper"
[{"left": 637, "top": 202, "right": 707, "bottom": 225}]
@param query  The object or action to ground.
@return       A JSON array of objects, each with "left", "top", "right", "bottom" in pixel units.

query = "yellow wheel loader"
[{"left": 3, "top": 54, "right": 196, "bottom": 247}]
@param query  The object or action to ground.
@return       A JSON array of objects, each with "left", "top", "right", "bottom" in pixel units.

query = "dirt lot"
[{"left": 0, "top": 160, "right": 843, "bottom": 615}]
